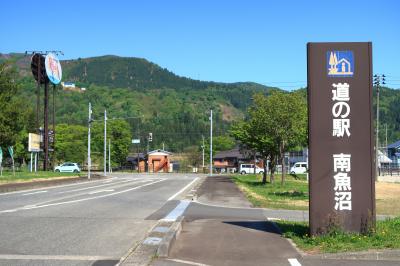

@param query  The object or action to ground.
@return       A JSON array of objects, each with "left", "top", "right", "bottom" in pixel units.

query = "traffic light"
[{"left": 148, "top": 133, "right": 153, "bottom": 142}]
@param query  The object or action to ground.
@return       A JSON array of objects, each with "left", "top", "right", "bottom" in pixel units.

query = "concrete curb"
[
  {"left": 304, "top": 249, "right": 400, "bottom": 261},
  {"left": 157, "top": 216, "right": 184, "bottom": 258}
]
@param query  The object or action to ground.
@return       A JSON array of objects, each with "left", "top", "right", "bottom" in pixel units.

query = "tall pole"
[
  {"left": 109, "top": 139, "right": 111, "bottom": 174},
  {"left": 104, "top": 109, "right": 107, "bottom": 176},
  {"left": 210, "top": 110, "right": 213, "bottom": 176},
  {"left": 385, "top": 124, "right": 388, "bottom": 156},
  {"left": 36, "top": 57, "right": 41, "bottom": 132},
  {"left": 43, "top": 81, "right": 49, "bottom": 170},
  {"left": 376, "top": 85, "right": 379, "bottom": 177},
  {"left": 374, "top": 74, "right": 385, "bottom": 178},
  {"left": 52, "top": 84, "right": 56, "bottom": 169},
  {"left": 202, "top": 135, "right": 205, "bottom": 168},
  {"left": 88, "top": 102, "right": 92, "bottom": 179}
]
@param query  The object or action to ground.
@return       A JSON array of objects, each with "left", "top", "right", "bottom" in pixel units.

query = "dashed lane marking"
[
  {"left": 23, "top": 191, "right": 47, "bottom": 196},
  {"left": 88, "top": 189, "right": 115, "bottom": 195}
]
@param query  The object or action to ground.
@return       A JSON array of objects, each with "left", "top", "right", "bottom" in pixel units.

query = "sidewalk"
[{"left": 151, "top": 175, "right": 301, "bottom": 266}]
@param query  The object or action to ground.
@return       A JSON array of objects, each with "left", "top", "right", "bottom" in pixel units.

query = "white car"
[
  {"left": 239, "top": 164, "right": 264, "bottom": 174},
  {"left": 55, "top": 162, "right": 81, "bottom": 173},
  {"left": 290, "top": 162, "right": 308, "bottom": 174}
]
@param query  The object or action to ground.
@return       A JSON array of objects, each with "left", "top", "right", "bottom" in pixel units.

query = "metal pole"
[
  {"left": 44, "top": 81, "right": 49, "bottom": 171},
  {"left": 109, "top": 139, "right": 111, "bottom": 174},
  {"left": 88, "top": 102, "right": 92, "bottom": 179},
  {"left": 202, "top": 135, "right": 205, "bottom": 168},
  {"left": 210, "top": 110, "right": 213, "bottom": 176},
  {"left": 30, "top": 153, "right": 33, "bottom": 173},
  {"left": 52, "top": 84, "right": 56, "bottom": 169},
  {"left": 376, "top": 84, "right": 380, "bottom": 178},
  {"left": 36, "top": 57, "right": 41, "bottom": 131},
  {"left": 34, "top": 153, "right": 37, "bottom": 172},
  {"left": 104, "top": 109, "right": 107, "bottom": 176}
]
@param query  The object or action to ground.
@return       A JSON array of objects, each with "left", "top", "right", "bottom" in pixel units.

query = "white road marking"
[
  {"left": 166, "top": 258, "right": 210, "bottom": 266},
  {"left": 0, "top": 178, "right": 166, "bottom": 214},
  {"left": 288, "top": 258, "right": 302, "bottom": 266},
  {"left": 0, "top": 254, "right": 118, "bottom": 261},
  {"left": 0, "top": 177, "right": 117, "bottom": 196},
  {"left": 168, "top": 177, "right": 199, "bottom": 201},
  {"left": 57, "top": 179, "right": 134, "bottom": 194},
  {"left": 88, "top": 189, "right": 114, "bottom": 195},
  {"left": 23, "top": 190, "right": 47, "bottom": 196},
  {"left": 162, "top": 200, "right": 191, "bottom": 222}
]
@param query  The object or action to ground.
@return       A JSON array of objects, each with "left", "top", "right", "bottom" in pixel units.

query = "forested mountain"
[
  {"left": 0, "top": 53, "right": 275, "bottom": 153},
  {"left": 1, "top": 52, "right": 399, "bottom": 157}
]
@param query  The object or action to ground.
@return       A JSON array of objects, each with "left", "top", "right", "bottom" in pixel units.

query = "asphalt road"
[{"left": 0, "top": 173, "right": 204, "bottom": 266}]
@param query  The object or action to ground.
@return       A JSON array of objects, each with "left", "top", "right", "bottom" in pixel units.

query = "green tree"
[
  {"left": 231, "top": 91, "right": 307, "bottom": 184},
  {"left": 0, "top": 63, "right": 34, "bottom": 162},
  {"left": 55, "top": 124, "right": 87, "bottom": 164}
]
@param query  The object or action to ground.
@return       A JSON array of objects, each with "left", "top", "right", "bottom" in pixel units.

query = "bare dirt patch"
[{"left": 376, "top": 182, "right": 400, "bottom": 215}]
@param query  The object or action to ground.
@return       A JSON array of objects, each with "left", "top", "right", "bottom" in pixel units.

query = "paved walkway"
[{"left": 152, "top": 175, "right": 301, "bottom": 266}]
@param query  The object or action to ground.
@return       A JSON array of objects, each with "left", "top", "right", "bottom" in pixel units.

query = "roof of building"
[
  {"left": 388, "top": 140, "right": 400, "bottom": 149},
  {"left": 147, "top": 149, "right": 172, "bottom": 156},
  {"left": 213, "top": 147, "right": 248, "bottom": 160},
  {"left": 126, "top": 153, "right": 146, "bottom": 161}
]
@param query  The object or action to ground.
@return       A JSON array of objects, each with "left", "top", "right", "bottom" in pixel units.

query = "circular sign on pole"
[{"left": 45, "top": 53, "right": 62, "bottom": 85}]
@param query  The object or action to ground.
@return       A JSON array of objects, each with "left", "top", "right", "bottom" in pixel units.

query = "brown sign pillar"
[{"left": 307, "top": 42, "right": 375, "bottom": 235}]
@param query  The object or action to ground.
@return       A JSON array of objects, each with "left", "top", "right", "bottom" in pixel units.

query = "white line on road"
[
  {"left": 0, "top": 178, "right": 166, "bottom": 214},
  {"left": 0, "top": 254, "right": 118, "bottom": 261},
  {"left": 57, "top": 179, "right": 134, "bottom": 194},
  {"left": 288, "top": 258, "right": 302, "bottom": 266},
  {"left": 166, "top": 258, "right": 210, "bottom": 266},
  {"left": 162, "top": 200, "right": 191, "bottom": 222},
  {"left": 23, "top": 191, "right": 47, "bottom": 196},
  {"left": 0, "top": 177, "right": 117, "bottom": 196},
  {"left": 88, "top": 189, "right": 115, "bottom": 195},
  {"left": 168, "top": 177, "right": 199, "bottom": 201}
]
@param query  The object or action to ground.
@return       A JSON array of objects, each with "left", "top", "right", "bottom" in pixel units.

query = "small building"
[
  {"left": 147, "top": 149, "right": 172, "bottom": 173},
  {"left": 126, "top": 153, "right": 146, "bottom": 172},
  {"left": 387, "top": 140, "right": 400, "bottom": 166},
  {"left": 213, "top": 147, "right": 263, "bottom": 173}
]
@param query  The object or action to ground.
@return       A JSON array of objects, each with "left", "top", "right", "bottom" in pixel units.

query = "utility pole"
[
  {"left": 104, "top": 109, "right": 107, "bottom": 176},
  {"left": 88, "top": 102, "right": 92, "bottom": 179},
  {"left": 385, "top": 124, "right": 388, "bottom": 156},
  {"left": 109, "top": 139, "right": 111, "bottom": 174},
  {"left": 43, "top": 81, "right": 49, "bottom": 170},
  {"left": 374, "top": 74, "right": 386, "bottom": 178},
  {"left": 209, "top": 110, "right": 213, "bottom": 176},
  {"left": 202, "top": 135, "right": 205, "bottom": 168}
]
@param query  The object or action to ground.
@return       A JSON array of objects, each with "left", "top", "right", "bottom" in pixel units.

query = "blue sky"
[{"left": 1, "top": 0, "right": 399, "bottom": 90}]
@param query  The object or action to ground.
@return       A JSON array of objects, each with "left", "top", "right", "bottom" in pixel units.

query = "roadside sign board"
[
  {"left": 132, "top": 139, "right": 140, "bottom": 144},
  {"left": 45, "top": 52, "right": 62, "bottom": 85},
  {"left": 307, "top": 42, "right": 375, "bottom": 235},
  {"left": 28, "top": 133, "right": 42, "bottom": 152}
]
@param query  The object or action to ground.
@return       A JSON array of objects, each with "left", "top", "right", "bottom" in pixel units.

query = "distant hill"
[{"left": 0, "top": 53, "right": 276, "bottom": 151}]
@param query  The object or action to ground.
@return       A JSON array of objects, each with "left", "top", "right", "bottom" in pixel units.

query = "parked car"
[
  {"left": 239, "top": 164, "right": 264, "bottom": 174},
  {"left": 55, "top": 162, "right": 81, "bottom": 173},
  {"left": 290, "top": 162, "right": 308, "bottom": 174}
]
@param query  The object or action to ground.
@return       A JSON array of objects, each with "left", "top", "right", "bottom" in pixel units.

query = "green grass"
[
  {"left": 232, "top": 174, "right": 309, "bottom": 210},
  {"left": 0, "top": 170, "right": 81, "bottom": 184},
  {"left": 277, "top": 217, "right": 400, "bottom": 253}
]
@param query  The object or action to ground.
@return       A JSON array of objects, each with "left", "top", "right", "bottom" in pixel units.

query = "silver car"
[{"left": 55, "top": 162, "right": 81, "bottom": 173}]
